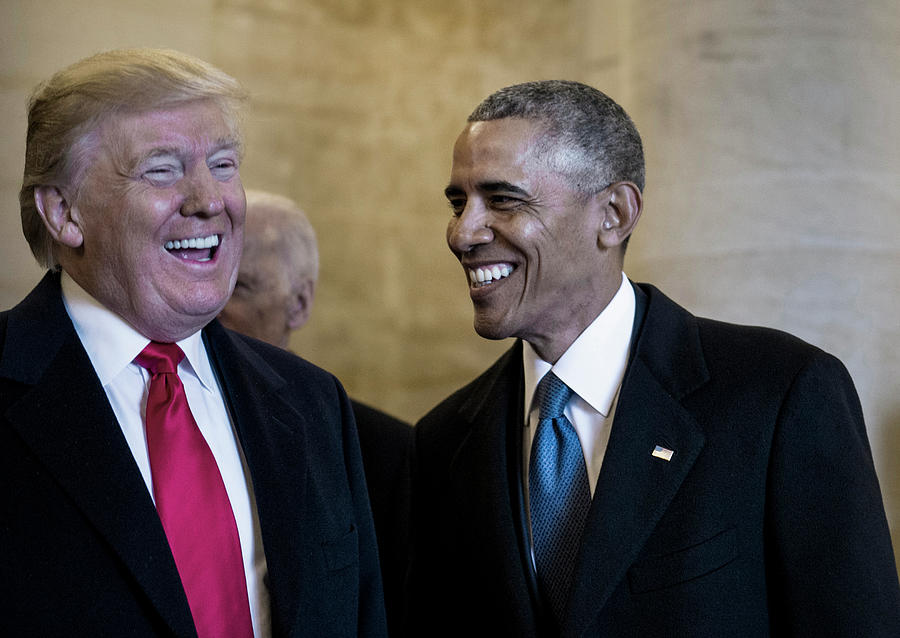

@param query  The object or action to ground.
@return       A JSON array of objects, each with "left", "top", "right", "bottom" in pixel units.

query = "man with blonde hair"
[{"left": 1, "top": 48, "right": 386, "bottom": 637}]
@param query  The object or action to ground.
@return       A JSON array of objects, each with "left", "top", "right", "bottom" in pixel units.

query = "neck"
[{"left": 526, "top": 270, "right": 625, "bottom": 364}]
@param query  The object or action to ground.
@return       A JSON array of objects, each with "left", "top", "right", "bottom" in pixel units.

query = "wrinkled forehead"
[
  {"left": 237, "top": 242, "right": 294, "bottom": 293},
  {"left": 98, "top": 100, "right": 241, "bottom": 164},
  {"left": 450, "top": 117, "right": 579, "bottom": 191},
  {"left": 454, "top": 118, "right": 544, "bottom": 159},
  {"left": 451, "top": 119, "right": 542, "bottom": 178}
]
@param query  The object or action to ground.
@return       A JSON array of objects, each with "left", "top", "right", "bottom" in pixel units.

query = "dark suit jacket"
[
  {"left": 0, "top": 272, "right": 388, "bottom": 638},
  {"left": 351, "top": 400, "right": 412, "bottom": 637},
  {"left": 409, "top": 282, "right": 900, "bottom": 637}
]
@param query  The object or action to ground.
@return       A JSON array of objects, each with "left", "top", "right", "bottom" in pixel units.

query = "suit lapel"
[
  {"left": 453, "top": 342, "right": 542, "bottom": 635},
  {"left": 203, "top": 322, "right": 310, "bottom": 637},
  {"left": 2, "top": 273, "right": 195, "bottom": 636},
  {"left": 564, "top": 284, "right": 709, "bottom": 637}
]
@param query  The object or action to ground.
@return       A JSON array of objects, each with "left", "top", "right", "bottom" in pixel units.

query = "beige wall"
[{"left": 2, "top": 0, "right": 898, "bottom": 559}]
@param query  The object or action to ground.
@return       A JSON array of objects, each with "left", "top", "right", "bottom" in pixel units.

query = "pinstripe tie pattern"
[{"left": 529, "top": 371, "right": 591, "bottom": 625}]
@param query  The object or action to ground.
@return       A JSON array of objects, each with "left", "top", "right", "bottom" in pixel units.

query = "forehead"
[
  {"left": 99, "top": 100, "right": 238, "bottom": 158},
  {"left": 239, "top": 244, "right": 292, "bottom": 291},
  {"left": 450, "top": 118, "right": 545, "bottom": 179}
]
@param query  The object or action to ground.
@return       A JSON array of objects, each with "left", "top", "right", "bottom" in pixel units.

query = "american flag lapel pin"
[{"left": 651, "top": 445, "right": 674, "bottom": 461}]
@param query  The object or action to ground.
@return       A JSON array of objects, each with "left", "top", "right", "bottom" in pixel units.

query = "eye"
[
  {"left": 232, "top": 278, "right": 252, "bottom": 296},
  {"left": 142, "top": 164, "right": 182, "bottom": 186},
  {"left": 488, "top": 195, "right": 521, "bottom": 209},
  {"left": 209, "top": 151, "right": 239, "bottom": 180},
  {"left": 447, "top": 197, "right": 466, "bottom": 217}
]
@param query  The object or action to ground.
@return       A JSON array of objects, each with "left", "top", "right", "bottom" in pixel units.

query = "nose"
[
  {"left": 447, "top": 201, "right": 494, "bottom": 254},
  {"left": 181, "top": 165, "right": 226, "bottom": 217}
]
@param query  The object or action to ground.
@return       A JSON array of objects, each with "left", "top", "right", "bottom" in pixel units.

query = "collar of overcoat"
[
  {"left": 445, "top": 282, "right": 710, "bottom": 637},
  {"left": 1, "top": 271, "right": 319, "bottom": 637}
]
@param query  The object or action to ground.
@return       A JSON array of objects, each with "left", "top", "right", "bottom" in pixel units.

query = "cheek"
[
  {"left": 445, "top": 219, "right": 458, "bottom": 245},
  {"left": 224, "top": 300, "right": 261, "bottom": 328},
  {"left": 152, "top": 192, "right": 181, "bottom": 215},
  {"left": 516, "top": 223, "right": 553, "bottom": 270},
  {"left": 224, "top": 182, "right": 247, "bottom": 223},
  {"left": 512, "top": 213, "right": 550, "bottom": 244}
]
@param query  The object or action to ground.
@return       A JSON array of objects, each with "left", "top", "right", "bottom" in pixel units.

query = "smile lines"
[{"left": 468, "top": 263, "right": 514, "bottom": 287}]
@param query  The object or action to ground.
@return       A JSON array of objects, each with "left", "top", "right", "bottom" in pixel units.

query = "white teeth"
[
  {"left": 165, "top": 234, "right": 219, "bottom": 251},
  {"left": 467, "top": 263, "right": 515, "bottom": 287}
]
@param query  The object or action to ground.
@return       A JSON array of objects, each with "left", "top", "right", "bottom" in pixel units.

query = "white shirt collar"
[
  {"left": 60, "top": 271, "right": 215, "bottom": 390},
  {"left": 523, "top": 272, "right": 635, "bottom": 418}
]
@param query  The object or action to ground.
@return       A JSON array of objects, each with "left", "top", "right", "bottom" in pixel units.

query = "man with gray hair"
[
  {"left": 410, "top": 80, "right": 899, "bottom": 636},
  {"left": 220, "top": 190, "right": 320, "bottom": 349},
  {"left": 0, "top": 49, "right": 386, "bottom": 637},
  {"left": 220, "top": 189, "right": 411, "bottom": 635}
]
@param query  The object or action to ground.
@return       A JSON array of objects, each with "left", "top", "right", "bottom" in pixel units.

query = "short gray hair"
[
  {"left": 20, "top": 47, "right": 249, "bottom": 268},
  {"left": 244, "top": 190, "right": 319, "bottom": 284},
  {"left": 468, "top": 80, "right": 644, "bottom": 195}
]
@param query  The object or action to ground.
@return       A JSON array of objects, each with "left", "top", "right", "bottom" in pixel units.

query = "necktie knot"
[
  {"left": 138, "top": 339, "right": 253, "bottom": 637},
  {"left": 530, "top": 370, "right": 587, "bottom": 625},
  {"left": 135, "top": 342, "right": 185, "bottom": 375},
  {"left": 535, "top": 371, "right": 572, "bottom": 421}
]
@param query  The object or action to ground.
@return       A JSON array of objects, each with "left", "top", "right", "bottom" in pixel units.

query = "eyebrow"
[
  {"left": 444, "top": 180, "right": 531, "bottom": 199},
  {"left": 131, "top": 137, "right": 242, "bottom": 169},
  {"left": 142, "top": 136, "right": 240, "bottom": 158},
  {"left": 140, "top": 147, "right": 181, "bottom": 161},
  {"left": 209, "top": 137, "right": 242, "bottom": 154}
]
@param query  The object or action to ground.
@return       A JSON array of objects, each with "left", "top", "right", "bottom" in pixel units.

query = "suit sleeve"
[
  {"left": 766, "top": 351, "right": 900, "bottom": 634},
  {"left": 335, "top": 379, "right": 389, "bottom": 637}
]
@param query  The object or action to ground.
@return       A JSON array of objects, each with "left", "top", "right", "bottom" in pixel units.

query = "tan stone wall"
[
  {"left": 2, "top": 0, "right": 898, "bottom": 559},
  {"left": 214, "top": 0, "right": 588, "bottom": 422},
  {"left": 621, "top": 0, "right": 900, "bottom": 564},
  {"left": 0, "top": 0, "right": 588, "bottom": 421}
]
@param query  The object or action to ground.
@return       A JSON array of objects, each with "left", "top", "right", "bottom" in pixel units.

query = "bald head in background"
[
  {"left": 219, "top": 189, "right": 411, "bottom": 635},
  {"left": 218, "top": 190, "right": 318, "bottom": 349}
]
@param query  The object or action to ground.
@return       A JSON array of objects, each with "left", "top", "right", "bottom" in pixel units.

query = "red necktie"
[{"left": 136, "top": 342, "right": 254, "bottom": 638}]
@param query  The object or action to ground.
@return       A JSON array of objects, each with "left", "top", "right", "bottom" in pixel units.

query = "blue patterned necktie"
[{"left": 529, "top": 371, "right": 591, "bottom": 625}]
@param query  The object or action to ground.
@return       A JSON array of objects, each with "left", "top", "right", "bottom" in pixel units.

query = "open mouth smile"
[
  {"left": 468, "top": 263, "right": 515, "bottom": 288},
  {"left": 164, "top": 234, "right": 220, "bottom": 262}
]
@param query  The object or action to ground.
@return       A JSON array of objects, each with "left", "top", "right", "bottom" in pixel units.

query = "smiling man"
[
  {"left": 409, "top": 80, "right": 900, "bottom": 636},
  {"left": 0, "top": 49, "right": 386, "bottom": 638}
]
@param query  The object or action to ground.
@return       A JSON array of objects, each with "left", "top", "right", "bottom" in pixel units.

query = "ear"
[
  {"left": 34, "top": 185, "right": 84, "bottom": 248},
  {"left": 598, "top": 181, "right": 642, "bottom": 249},
  {"left": 287, "top": 278, "right": 316, "bottom": 330}
]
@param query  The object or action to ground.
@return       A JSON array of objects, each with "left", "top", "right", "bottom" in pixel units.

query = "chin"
[
  {"left": 473, "top": 318, "right": 512, "bottom": 342},
  {"left": 181, "top": 287, "right": 231, "bottom": 316}
]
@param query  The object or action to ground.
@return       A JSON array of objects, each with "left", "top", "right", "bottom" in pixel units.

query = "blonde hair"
[{"left": 20, "top": 48, "right": 249, "bottom": 268}]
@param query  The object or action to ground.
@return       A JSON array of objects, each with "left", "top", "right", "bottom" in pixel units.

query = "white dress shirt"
[
  {"left": 61, "top": 272, "right": 271, "bottom": 637},
  {"left": 523, "top": 272, "right": 636, "bottom": 498}
]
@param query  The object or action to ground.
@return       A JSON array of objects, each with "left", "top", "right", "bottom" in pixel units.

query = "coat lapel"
[
  {"left": 2, "top": 273, "right": 195, "bottom": 637},
  {"left": 202, "top": 321, "right": 311, "bottom": 637},
  {"left": 453, "top": 342, "right": 543, "bottom": 635},
  {"left": 564, "top": 284, "right": 709, "bottom": 637}
]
